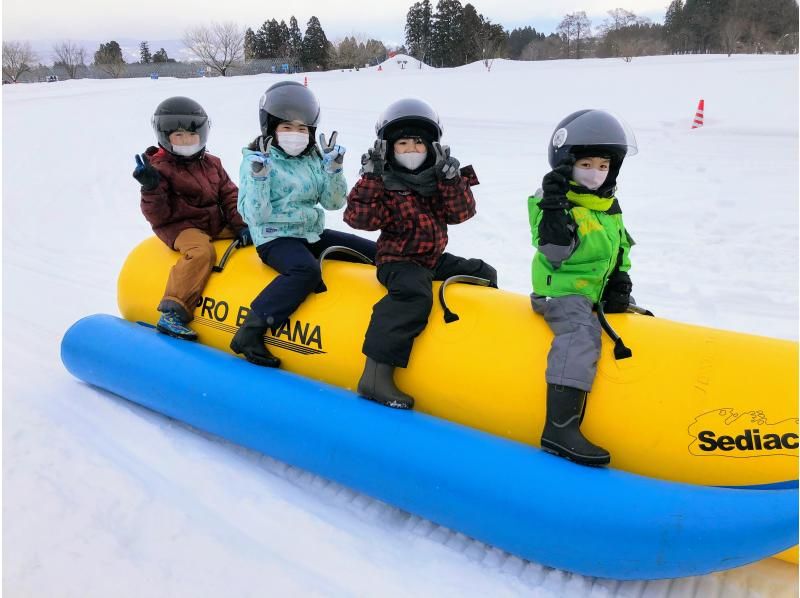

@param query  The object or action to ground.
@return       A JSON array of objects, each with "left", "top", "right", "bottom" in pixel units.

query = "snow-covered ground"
[{"left": 3, "top": 53, "right": 798, "bottom": 597}]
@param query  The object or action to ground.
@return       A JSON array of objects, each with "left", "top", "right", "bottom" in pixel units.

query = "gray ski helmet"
[
  {"left": 376, "top": 98, "right": 443, "bottom": 142},
  {"left": 258, "top": 81, "right": 321, "bottom": 137},
  {"left": 548, "top": 109, "right": 638, "bottom": 168},
  {"left": 152, "top": 96, "right": 210, "bottom": 153}
]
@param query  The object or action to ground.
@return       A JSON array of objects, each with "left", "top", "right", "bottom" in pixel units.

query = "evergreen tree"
[
  {"left": 152, "top": 48, "right": 169, "bottom": 63},
  {"left": 430, "top": 0, "right": 464, "bottom": 67},
  {"left": 460, "top": 4, "right": 483, "bottom": 63},
  {"left": 94, "top": 41, "right": 125, "bottom": 77},
  {"left": 508, "top": 26, "right": 545, "bottom": 59},
  {"left": 139, "top": 41, "right": 152, "bottom": 64},
  {"left": 302, "top": 16, "right": 330, "bottom": 70},
  {"left": 404, "top": 0, "right": 433, "bottom": 63},
  {"left": 288, "top": 16, "right": 303, "bottom": 66},
  {"left": 277, "top": 20, "right": 291, "bottom": 57},
  {"left": 244, "top": 28, "right": 257, "bottom": 61},
  {"left": 664, "top": 0, "right": 687, "bottom": 53},
  {"left": 255, "top": 22, "right": 270, "bottom": 58}
]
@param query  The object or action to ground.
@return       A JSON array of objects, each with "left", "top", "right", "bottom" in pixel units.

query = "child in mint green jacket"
[
  {"left": 529, "top": 109, "right": 638, "bottom": 467},
  {"left": 230, "top": 81, "right": 376, "bottom": 368}
]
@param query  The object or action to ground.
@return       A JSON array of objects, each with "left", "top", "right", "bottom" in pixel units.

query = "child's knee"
[
  {"left": 183, "top": 242, "right": 216, "bottom": 268},
  {"left": 291, "top": 262, "right": 322, "bottom": 290}
]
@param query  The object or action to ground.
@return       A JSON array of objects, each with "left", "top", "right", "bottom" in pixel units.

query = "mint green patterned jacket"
[{"left": 237, "top": 146, "right": 347, "bottom": 246}]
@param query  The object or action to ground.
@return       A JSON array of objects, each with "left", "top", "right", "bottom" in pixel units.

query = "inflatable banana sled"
[
  {"left": 118, "top": 237, "right": 799, "bottom": 490},
  {"left": 60, "top": 314, "right": 798, "bottom": 580}
]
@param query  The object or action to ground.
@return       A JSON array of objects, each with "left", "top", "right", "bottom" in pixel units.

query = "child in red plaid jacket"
[{"left": 344, "top": 98, "right": 497, "bottom": 410}]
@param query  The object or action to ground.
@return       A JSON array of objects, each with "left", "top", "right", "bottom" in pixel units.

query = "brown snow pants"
[{"left": 158, "top": 227, "right": 235, "bottom": 321}]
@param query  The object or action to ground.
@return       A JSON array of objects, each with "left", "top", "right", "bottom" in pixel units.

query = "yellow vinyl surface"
[{"left": 118, "top": 237, "right": 799, "bottom": 491}]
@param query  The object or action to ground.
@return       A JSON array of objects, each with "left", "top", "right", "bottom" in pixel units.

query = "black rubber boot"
[
  {"left": 357, "top": 357, "right": 414, "bottom": 410},
  {"left": 541, "top": 384, "right": 610, "bottom": 467},
  {"left": 230, "top": 312, "right": 281, "bottom": 368}
]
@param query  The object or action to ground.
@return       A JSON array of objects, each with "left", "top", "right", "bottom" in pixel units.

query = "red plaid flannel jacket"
[{"left": 344, "top": 166, "right": 479, "bottom": 268}]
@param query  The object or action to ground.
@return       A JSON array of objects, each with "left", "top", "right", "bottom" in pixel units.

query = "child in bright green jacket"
[{"left": 529, "top": 109, "right": 638, "bottom": 467}]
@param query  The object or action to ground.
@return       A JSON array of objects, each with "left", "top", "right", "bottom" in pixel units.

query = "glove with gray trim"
[
  {"left": 247, "top": 136, "right": 272, "bottom": 180},
  {"left": 359, "top": 139, "right": 387, "bottom": 178},
  {"left": 319, "top": 131, "right": 346, "bottom": 174},
  {"left": 433, "top": 142, "right": 460, "bottom": 181}
]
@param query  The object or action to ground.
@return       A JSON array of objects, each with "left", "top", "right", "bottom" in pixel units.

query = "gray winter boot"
[
  {"left": 230, "top": 311, "right": 281, "bottom": 368},
  {"left": 541, "top": 384, "right": 610, "bottom": 466},
  {"left": 357, "top": 357, "right": 414, "bottom": 410}
]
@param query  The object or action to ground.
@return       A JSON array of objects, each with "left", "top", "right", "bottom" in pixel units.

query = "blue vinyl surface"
[{"left": 61, "top": 314, "right": 798, "bottom": 580}]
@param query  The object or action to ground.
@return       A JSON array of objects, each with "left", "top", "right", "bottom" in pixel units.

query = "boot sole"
[
  {"left": 541, "top": 440, "right": 610, "bottom": 467},
  {"left": 360, "top": 393, "right": 414, "bottom": 410},
  {"left": 230, "top": 341, "right": 281, "bottom": 368},
  {"left": 156, "top": 324, "right": 198, "bottom": 341}
]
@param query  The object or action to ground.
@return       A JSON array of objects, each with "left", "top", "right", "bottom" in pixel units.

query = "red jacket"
[
  {"left": 344, "top": 166, "right": 478, "bottom": 269},
  {"left": 140, "top": 146, "right": 246, "bottom": 249}
]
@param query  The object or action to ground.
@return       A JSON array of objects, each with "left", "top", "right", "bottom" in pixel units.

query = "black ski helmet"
[
  {"left": 548, "top": 109, "right": 637, "bottom": 195},
  {"left": 151, "top": 96, "right": 210, "bottom": 154},
  {"left": 258, "top": 81, "right": 321, "bottom": 138},
  {"left": 548, "top": 109, "right": 637, "bottom": 168},
  {"left": 376, "top": 98, "right": 442, "bottom": 143}
]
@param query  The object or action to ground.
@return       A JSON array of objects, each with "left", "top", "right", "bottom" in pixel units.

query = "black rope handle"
[
  {"left": 597, "top": 301, "right": 632, "bottom": 360},
  {"left": 212, "top": 239, "right": 240, "bottom": 273},
  {"left": 438, "top": 275, "right": 493, "bottom": 324},
  {"left": 317, "top": 245, "right": 375, "bottom": 266},
  {"left": 627, "top": 304, "right": 655, "bottom": 317}
]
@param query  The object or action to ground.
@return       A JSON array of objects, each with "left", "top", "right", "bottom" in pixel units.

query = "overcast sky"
[{"left": 4, "top": 0, "right": 669, "bottom": 46}]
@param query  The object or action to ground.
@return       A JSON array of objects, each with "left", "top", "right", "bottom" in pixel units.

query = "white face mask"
[
  {"left": 572, "top": 167, "right": 609, "bottom": 190},
  {"left": 277, "top": 132, "right": 309, "bottom": 156},
  {"left": 394, "top": 150, "right": 427, "bottom": 171},
  {"left": 171, "top": 143, "right": 203, "bottom": 157}
]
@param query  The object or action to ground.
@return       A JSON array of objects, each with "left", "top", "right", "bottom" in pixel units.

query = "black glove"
[
  {"left": 537, "top": 155, "right": 576, "bottom": 246},
  {"left": 133, "top": 154, "right": 160, "bottom": 191},
  {"left": 360, "top": 139, "right": 386, "bottom": 178},
  {"left": 602, "top": 270, "right": 633, "bottom": 313},
  {"left": 433, "top": 142, "right": 460, "bottom": 181},
  {"left": 236, "top": 227, "right": 253, "bottom": 247},
  {"left": 539, "top": 155, "right": 575, "bottom": 210}
]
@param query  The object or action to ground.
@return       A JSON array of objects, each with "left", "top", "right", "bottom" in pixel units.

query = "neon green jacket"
[{"left": 528, "top": 186, "right": 633, "bottom": 303}]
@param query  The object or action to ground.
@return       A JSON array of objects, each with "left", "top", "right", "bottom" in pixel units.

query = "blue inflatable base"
[{"left": 61, "top": 314, "right": 798, "bottom": 580}]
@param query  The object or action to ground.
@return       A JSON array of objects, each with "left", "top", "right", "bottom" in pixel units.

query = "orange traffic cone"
[
  {"left": 303, "top": 76, "right": 308, "bottom": 87},
  {"left": 691, "top": 99, "right": 705, "bottom": 129}
]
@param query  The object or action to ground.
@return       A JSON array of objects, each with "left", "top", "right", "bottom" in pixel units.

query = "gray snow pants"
[{"left": 531, "top": 294, "right": 602, "bottom": 392}]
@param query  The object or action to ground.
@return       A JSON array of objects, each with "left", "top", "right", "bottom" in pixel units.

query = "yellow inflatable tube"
[{"left": 118, "top": 237, "right": 798, "bottom": 490}]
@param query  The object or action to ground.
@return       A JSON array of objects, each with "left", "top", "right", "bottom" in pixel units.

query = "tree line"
[
  {"left": 3, "top": 1, "right": 798, "bottom": 83},
  {"left": 404, "top": 0, "right": 797, "bottom": 66}
]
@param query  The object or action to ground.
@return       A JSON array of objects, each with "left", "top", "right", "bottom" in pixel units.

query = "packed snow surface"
[{"left": 3, "top": 53, "right": 798, "bottom": 597}]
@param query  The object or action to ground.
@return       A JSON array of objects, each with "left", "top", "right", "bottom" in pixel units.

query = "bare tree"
[
  {"left": 721, "top": 17, "right": 746, "bottom": 56},
  {"left": 601, "top": 8, "right": 639, "bottom": 34},
  {"left": 52, "top": 40, "right": 86, "bottom": 79},
  {"left": 557, "top": 12, "right": 592, "bottom": 59},
  {"left": 183, "top": 22, "right": 244, "bottom": 76},
  {"left": 3, "top": 41, "right": 37, "bottom": 83}
]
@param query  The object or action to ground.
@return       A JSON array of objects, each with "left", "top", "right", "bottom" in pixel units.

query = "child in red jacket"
[
  {"left": 132, "top": 96, "right": 251, "bottom": 340},
  {"left": 344, "top": 98, "right": 497, "bottom": 409}
]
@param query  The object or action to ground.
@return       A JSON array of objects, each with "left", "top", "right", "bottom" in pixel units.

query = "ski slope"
[{"left": 3, "top": 53, "right": 798, "bottom": 597}]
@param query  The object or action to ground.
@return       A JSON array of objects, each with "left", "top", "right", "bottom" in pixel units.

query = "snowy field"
[{"left": 3, "top": 54, "right": 798, "bottom": 597}]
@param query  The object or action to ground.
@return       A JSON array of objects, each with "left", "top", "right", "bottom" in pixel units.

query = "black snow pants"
[{"left": 363, "top": 253, "right": 497, "bottom": 368}]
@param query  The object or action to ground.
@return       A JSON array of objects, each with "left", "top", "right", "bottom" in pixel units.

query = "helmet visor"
[
  {"left": 552, "top": 110, "right": 638, "bottom": 156},
  {"left": 260, "top": 83, "right": 321, "bottom": 126}
]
